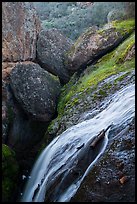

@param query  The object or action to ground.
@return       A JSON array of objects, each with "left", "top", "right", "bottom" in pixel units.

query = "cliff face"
[{"left": 2, "top": 2, "right": 41, "bottom": 62}]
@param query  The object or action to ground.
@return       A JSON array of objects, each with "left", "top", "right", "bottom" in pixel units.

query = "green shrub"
[{"left": 34, "top": 2, "right": 128, "bottom": 40}]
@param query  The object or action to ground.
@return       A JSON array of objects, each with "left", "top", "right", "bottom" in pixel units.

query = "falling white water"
[{"left": 21, "top": 83, "right": 135, "bottom": 202}]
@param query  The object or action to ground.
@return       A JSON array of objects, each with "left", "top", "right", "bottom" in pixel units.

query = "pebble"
[{"left": 22, "top": 175, "right": 26, "bottom": 180}]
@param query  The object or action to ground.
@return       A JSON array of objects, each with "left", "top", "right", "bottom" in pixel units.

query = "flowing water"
[{"left": 21, "top": 83, "right": 135, "bottom": 202}]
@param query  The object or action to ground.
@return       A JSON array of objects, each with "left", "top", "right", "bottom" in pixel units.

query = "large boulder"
[
  {"left": 37, "top": 28, "right": 73, "bottom": 84},
  {"left": 2, "top": 2, "right": 41, "bottom": 62},
  {"left": 10, "top": 62, "right": 61, "bottom": 121},
  {"left": 65, "top": 19, "right": 135, "bottom": 73}
]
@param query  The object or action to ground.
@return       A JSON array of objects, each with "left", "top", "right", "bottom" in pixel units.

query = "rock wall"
[{"left": 2, "top": 2, "right": 41, "bottom": 62}]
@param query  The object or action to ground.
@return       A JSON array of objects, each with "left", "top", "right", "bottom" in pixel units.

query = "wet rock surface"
[
  {"left": 47, "top": 69, "right": 135, "bottom": 140},
  {"left": 2, "top": 2, "right": 41, "bottom": 62},
  {"left": 71, "top": 117, "right": 135, "bottom": 202},
  {"left": 37, "top": 28, "right": 73, "bottom": 84},
  {"left": 10, "top": 62, "right": 61, "bottom": 121}
]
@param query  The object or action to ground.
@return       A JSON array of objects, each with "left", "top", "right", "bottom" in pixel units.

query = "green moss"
[
  {"left": 112, "top": 19, "right": 135, "bottom": 35},
  {"left": 2, "top": 144, "right": 15, "bottom": 158},
  {"left": 47, "top": 31, "right": 135, "bottom": 136},
  {"left": 2, "top": 144, "right": 19, "bottom": 202},
  {"left": 67, "top": 19, "right": 134, "bottom": 61},
  {"left": 115, "top": 71, "right": 130, "bottom": 83},
  {"left": 74, "top": 32, "right": 134, "bottom": 94},
  {"left": 98, "top": 89, "right": 107, "bottom": 97},
  {"left": 98, "top": 19, "right": 135, "bottom": 35},
  {"left": 49, "top": 72, "right": 60, "bottom": 83},
  {"left": 115, "top": 40, "right": 135, "bottom": 64}
]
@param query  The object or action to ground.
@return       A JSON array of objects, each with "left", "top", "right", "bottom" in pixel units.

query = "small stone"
[
  {"left": 119, "top": 176, "right": 128, "bottom": 184},
  {"left": 22, "top": 175, "right": 26, "bottom": 180}
]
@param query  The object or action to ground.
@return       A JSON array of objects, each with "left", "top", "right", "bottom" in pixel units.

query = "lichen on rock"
[
  {"left": 65, "top": 19, "right": 135, "bottom": 73},
  {"left": 10, "top": 62, "right": 61, "bottom": 122},
  {"left": 45, "top": 32, "right": 135, "bottom": 142},
  {"left": 2, "top": 2, "right": 41, "bottom": 62},
  {"left": 37, "top": 28, "right": 73, "bottom": 84}
]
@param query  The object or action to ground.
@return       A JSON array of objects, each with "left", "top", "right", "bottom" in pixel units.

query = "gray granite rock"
[{"left": 10, "top": 62, "right": 61, "bottom": 121}]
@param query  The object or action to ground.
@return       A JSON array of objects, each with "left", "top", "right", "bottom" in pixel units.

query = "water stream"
[{"left": 21, "top": 83, "right": 135, "bottom": 202}]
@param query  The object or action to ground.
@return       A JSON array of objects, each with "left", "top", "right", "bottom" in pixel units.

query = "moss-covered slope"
[{"left": 46, "top": 31, "right": 134, "bottom": 142}]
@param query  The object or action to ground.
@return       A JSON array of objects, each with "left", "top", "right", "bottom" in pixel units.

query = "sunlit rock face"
[
  {"left": 2, "top": 2, "right": 41, "bottom": 62},
  {"left": 10, "top": 62, "right": 61, "bottom": 121}
]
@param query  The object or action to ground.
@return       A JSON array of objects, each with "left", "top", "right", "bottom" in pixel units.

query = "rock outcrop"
[
  {"left": 37, "top": 28, "right": 73, "bottom": 84},
  {"left": 42, "top": 31, "right": 135, "bottom": 202},
  {"left": 46, "top": 31, "right": 135, "bottom": 144},
  {"left": 10, "top": 62, "right": 61, "bottom": 122},
  {"left": 65, "top": 19, "right": 135, "bottom": 73},
  {"left": 2, "top": 2, "right": 41, "bottom": 62},
  {"left": 71, "top": 118, "right": 135, "bottom": 202}
]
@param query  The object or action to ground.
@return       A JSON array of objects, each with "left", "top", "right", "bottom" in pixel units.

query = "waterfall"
[{"left": 21, "top": 83, "right": 135, "bottom": 202}]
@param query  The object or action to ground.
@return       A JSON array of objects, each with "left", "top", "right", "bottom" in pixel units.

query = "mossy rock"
[
  {"left": 65, "top": 19, "right": 135, "bottom": 73},
  {"left": 44, "top": 32, "right": 134, "bottom": 143},
  {"left": 2, "top": 144, "right": 19, "bottom": 202},
  {"left": 58, "top": 32, "right": 135, "bottom": 116}
]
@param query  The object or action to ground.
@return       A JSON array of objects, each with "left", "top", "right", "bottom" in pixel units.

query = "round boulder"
[
  {"left": 37, "top": 28, "right": 73, "bottom": 84},
  {"left": 10, "top": 62, "right": 61, "bottom": 121}
]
